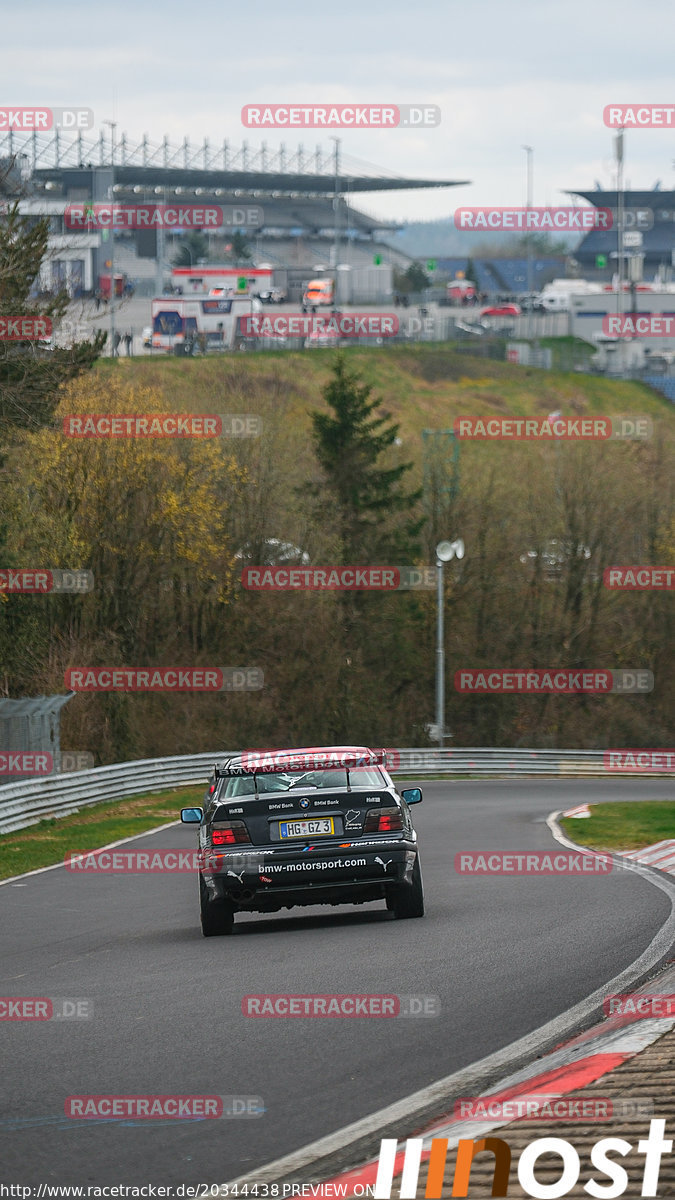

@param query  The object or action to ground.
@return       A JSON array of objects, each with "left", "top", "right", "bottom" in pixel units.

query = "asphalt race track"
[{"left": 1, "top": 779, "right": 672, "bottom": 1186}]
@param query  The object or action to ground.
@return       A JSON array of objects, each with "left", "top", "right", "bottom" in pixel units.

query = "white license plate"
[{"left": 279, "top": 818, "right": 335, "bottom": 839}]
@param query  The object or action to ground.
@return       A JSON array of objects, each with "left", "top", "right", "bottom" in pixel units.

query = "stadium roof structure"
[
  {"left": 566, "top": 187, "right": 675, "bottom": 267},
  {"left": 2, "top": 131, "right": 468, "bottom": 198},
  {"left": 566, "top": 187, "right": 675, "bottom": 208}
]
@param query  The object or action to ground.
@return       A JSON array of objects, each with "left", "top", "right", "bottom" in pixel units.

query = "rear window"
[
  {"left": 290, "top": 767, "right": 384, "bottom": 789},
  {"left": 222, "top": 775, "right": 294, "bottom": 798},
  {"left": 220, "top": 766, "right": 385, "bottom": 797}
]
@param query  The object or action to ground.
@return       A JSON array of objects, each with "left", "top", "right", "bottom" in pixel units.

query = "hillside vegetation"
[{"left": 1, "top": 345, "right": 672, "bottom": 759}]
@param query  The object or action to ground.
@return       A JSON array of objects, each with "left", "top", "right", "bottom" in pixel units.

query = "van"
[{"left": 539, "top": 279, "right": 604, "bottom": 313}]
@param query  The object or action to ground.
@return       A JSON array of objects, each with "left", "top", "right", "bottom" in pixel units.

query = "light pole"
[
  {"left": 435, "top": 538, "right": 465, "bottom": 749},
  {"left": 344, "top": 177, "right": 353, "bottom": 267},
  {"left": 615, "top": 128, "right": 625, "bottom": 374},
  {"left": 522, "top": 145, "right": 533, "bottom": 338},
  {"left": 330, "top": 136, "right": 340, "bottom": 273},
  {"left": 103, "top": 119, "right": 117, "bottom": 356},
  {"left": 155, "top": 184, "right": 166, "bottom": 297}
]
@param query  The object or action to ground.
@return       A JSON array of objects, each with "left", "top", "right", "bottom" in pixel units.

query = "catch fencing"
[
  {"left": 0, "top": 748, "right": 670, "bottom": 836},
  {"left": 0, "top": 695, "right": 73, "bottom": 785}
]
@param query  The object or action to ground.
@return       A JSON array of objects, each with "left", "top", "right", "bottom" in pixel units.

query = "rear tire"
[
  {"left": 389, "top": 857, "right": 424, "bottom": 919},
  {"left": 200, "top": 876, "right": 235, "bottom": 937}
]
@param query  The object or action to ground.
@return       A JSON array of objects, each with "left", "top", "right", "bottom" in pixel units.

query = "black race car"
[{"left": 181, "top": 745, "right": 424, "bottom": 936}]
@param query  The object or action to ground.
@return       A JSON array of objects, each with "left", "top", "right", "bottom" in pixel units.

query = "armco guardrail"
[
  {"left": 0, "top": 753, "right": 219, "bottom": 836},
  {"left": 0, "top": 748, "right": 671, "bottom": 836}
]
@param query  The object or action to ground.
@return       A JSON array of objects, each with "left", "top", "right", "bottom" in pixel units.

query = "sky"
[{"left": 4, "top": 0, "right": 675, "bottom": 226}]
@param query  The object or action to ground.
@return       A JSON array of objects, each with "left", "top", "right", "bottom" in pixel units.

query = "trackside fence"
[{"left": 0, "top": 748, "right": 671, "bottom": 835}]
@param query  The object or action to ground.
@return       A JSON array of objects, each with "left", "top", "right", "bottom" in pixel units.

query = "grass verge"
[
  {"left": 559, "top": 801, "right": 675, "bottom": 852},
  {"left": 0, "top": 786, "right": 204, "bottom": 881}
]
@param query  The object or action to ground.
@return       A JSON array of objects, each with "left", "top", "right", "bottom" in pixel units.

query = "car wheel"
[
  {"left": 199, "top": 876, "right": 235, "bottom": 936},
  {"left": 388, "top": 857, "right": 424, "bottom": 919}
]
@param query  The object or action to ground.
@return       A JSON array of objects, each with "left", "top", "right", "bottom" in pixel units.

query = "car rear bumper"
[{"left": 200, "top": 841, "right": 417, "bottom": 910}]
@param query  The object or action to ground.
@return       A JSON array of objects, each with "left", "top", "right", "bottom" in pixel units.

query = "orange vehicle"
[{"left": 302, "top": 278, "right": 334, "bottom": 311}]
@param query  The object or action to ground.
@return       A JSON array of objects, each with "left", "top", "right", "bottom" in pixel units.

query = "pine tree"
[
  {"left": 0, "top": 199, "right": 105, "bottom": 437},
  {"left": 308, "top": 355, "right": 424, "bottom": 563}
]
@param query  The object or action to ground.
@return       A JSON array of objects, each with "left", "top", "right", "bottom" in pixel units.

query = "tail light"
[
  {"left": 363, "top": 807, "right": 403, "bottom": 834},
  {"left": 211, "top": 820, "right": 251, "bottom": 846}
]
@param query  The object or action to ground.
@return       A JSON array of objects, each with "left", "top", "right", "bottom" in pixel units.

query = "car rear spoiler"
[
  {"left": 214, "top": 749, "right": 389, "bottom": 776},
  {"left": 211, "top": 750, "right": 392, "bottom": 793}
]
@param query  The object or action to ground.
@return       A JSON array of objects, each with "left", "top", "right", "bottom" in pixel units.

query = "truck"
[
  {"left": 571, "top": 290, "right": 675, "bottom": 353},
  {"left": 302, "top": 278, "right": 334, "bottom": 311},
  {"left": 150, "top": 294, "right": 262, "bottom": 352}
]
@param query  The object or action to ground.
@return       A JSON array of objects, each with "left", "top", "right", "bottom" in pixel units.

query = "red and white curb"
[
  {"left": 617, "top": 839, "right": 675, "bottom": 876},
  {"left": 562, "top": 803, "right": 591, "bottom": 818},
  {"left": 219, "top": 807, "right": 675, "bottom": 1195},
  {"left": 561, "top": 808, "right": 675, "bottom": 876},
  {"left": 320, "top": 966, "right": 675, "bottom": 1195}
]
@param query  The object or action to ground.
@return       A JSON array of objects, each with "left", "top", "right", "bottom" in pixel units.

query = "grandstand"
[
  {"left": 433, "top": 256, "right": 566, "bottom": 296},
  {"left": 1, "top": 129, "right": 468, "bottom": 295},
  {"left": 567, "top": 187, "right": 675, "bottom": 279}
]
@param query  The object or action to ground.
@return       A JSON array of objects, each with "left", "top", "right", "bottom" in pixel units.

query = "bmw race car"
[{"left": 181, "top": 745, "right": 424, "bottom": 936}]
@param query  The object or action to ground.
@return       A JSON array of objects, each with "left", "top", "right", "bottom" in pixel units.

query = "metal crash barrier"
[{"left": 0, "top": 748, "right": 671, "bottom": 835}]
